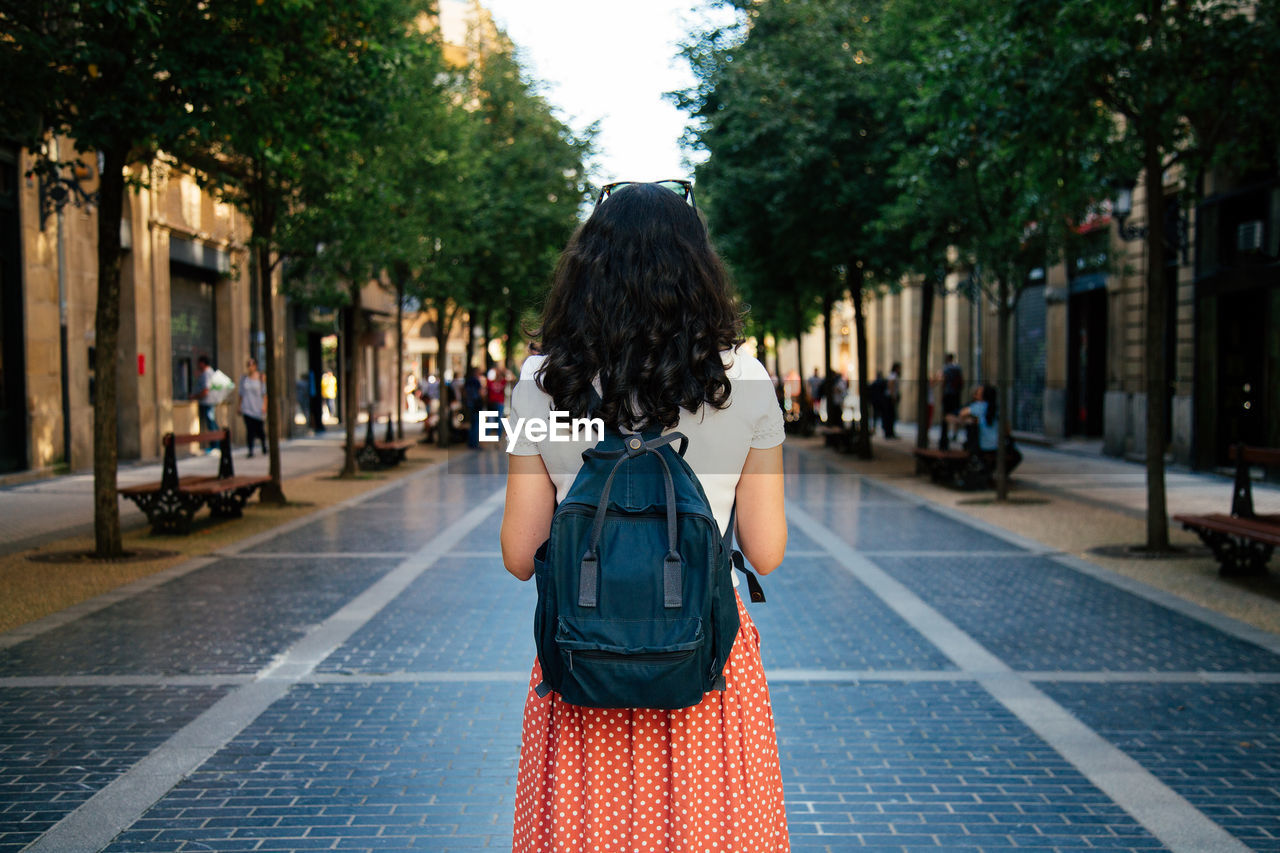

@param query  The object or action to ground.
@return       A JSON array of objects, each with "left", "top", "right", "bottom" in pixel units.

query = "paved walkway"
[
  {"left": 0, "top": 429, "right": 351, "bottom": 556},
  {"left": 1, "top": 446, "right": 1279, "bottom": 851},
  {"left": 889, "top": 424, "right": 1280, "bottom": 519}
]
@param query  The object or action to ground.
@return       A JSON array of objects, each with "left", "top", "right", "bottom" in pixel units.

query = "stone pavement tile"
[
  {"left": 772, "top": 681, "right": 1165, "bottom": 850},
  {"left": 316, "top": 556, "right": 538, "bottom": 674},
  {"left": 751, "top": 558, "right": 955, "bottom": 672},
  {"left": 0, "top": 685, "right": 229, "bottom": 852},
  {"left": 247, "top": 503, "right": 474, "bottom": 555},
  {"left": 801, "top": 502, "right": 1025, "bottom": 553},
  {"left": 1042, "top": 682, "right": 1280, "bottom": 851},
  {"left": 867, "top": 554, "right": 1280, "bottom": 673},
  {"left": 100, "top": 681, "right": 525, "bottom": 853},
  {"left": 0, "top": 557, "right": 401, "bottom": 676},
  {"left": 786, "top": 468, "right": 913, "bottom": 506}
]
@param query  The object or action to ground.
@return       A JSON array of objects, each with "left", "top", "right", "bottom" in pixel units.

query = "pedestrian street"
[{"left": 1, "top": 446, "right": 1278, "bottom": 852}]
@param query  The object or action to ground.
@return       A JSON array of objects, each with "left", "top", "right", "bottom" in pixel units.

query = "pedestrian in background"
[
  {"left": 240, "top": 358, "right": 268, "bottom": 457},
  {"left": 320, "top": 369, "right": 337, "bottom": 421},
  {"left": 191, "top": 354, "right": 218, "bottom": 452},
  {"left": 486, "top": 366, "right": 508, "bottom": 429},
  {"left": 884, "top": 361, "right": 901, "bottom": 439},
  {"left": 938, "top": 352, "right": 964, "bottom": 449},
  {"left": 501, "top": 180, "right": 789, "bottom": 851},
  {"left": 463, "top": 367, "right": 483, "bottom": 449}
]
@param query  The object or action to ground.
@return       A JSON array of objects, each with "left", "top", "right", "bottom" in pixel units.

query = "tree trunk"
[
  {"left": 464, "top": 307, "right": 476, "bottom": 371},
  {"left": 481, "top": 306, "right": 492, "bottom": 370},
  {"left": 340, "top": 290, "right": 362, "bottom": 477},
  {"left": 852, "top": 282, "right": 872, "bottom": 459},
  {"left": 504, "top": 304, "right": 518, "bottom": 371},
  {"left": 1143, "top": 129, "right": 1171, "bottom": 550},
  {"left": 395, "top": 276, "right": 405, "bottom": 440},
  {"left": 92, "top": 145, "right": 127, "bottom": 558},
  {"left": 770, "top": 327, "right": 782, "bottom": 381},
  {"left": 256, "top": 237, "right": 286, "bottom": 503},
  {"left": 995, "top": 273, "right": 1012, "bottom": 500},
  {"left": 915, "top": 276, "right": 936, "bottom": 451},
  {"left": 435, "top": 304, "right": 454, "bottom": 449},
  {"left": 821, "top": 293, "right": 834, "bottom": 377}
]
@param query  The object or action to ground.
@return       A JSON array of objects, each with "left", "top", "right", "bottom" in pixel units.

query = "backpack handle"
[{"left": 579, "top": 433, "right": 685, "bottom": 609}]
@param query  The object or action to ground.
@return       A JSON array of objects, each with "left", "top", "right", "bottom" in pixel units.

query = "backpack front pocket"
[{"left": 555, "top": 616, "right": 707, "bottom": 709}]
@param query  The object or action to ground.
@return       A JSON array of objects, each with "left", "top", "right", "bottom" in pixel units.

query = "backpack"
[{"left": 532, "top": 430, "right": 764, "bottom": 710}]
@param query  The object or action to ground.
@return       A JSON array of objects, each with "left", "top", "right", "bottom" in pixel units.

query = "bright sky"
[{"left": 478, "top": 0, "right": 738, "bottom": 186}]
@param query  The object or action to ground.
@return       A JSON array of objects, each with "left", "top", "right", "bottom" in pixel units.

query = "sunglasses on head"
[{"left": 595, "top": 179, "right": 696, "bottom": 210}]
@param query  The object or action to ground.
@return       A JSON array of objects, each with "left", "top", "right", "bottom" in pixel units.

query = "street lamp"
[{"left": 1112, "top": 178, "right": 1147, "bottom": 242}]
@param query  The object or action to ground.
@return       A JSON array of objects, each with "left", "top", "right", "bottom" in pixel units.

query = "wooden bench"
[
  {"left": 912, "top": 424, "right": 1023, "bottom": 490},
  {"left": 356, "top": 409, "right": 415, "bottom": 469},
  {"left": 118, "top": 431, "right": 272, "bottom": 533},
  {"left": 822, "top": 422, "right": 870, "bottom": 456},
  {"left": 1175, "top": 444, "right": 1280, "bottom": 575}
]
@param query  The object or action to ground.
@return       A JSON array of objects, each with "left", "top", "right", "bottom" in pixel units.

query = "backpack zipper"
[{"left": 568, "top": 649, "right": 695, "bottom": 671}]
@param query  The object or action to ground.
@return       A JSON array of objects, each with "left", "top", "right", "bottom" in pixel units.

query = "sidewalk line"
[
  {"left": 0, "top": 457, "right": 451, "bottom": 652},
  {"left": 787, "top": 499, "right": 1251, "bottom": 853},
  {"left": 803, "top": 447, "right": 1280, "bottom": 656},
  {"left": 308, "top": 670, "right": 529, "bottom": 683},
  {"left": 219, "top": 551, "right": 417, "bottom": 559},
  {"left": 8, "top": 668, "right": 1278, "bottom": 690},
  {"left": 24, "top": 485, "right": 506, "bottom": 853}
]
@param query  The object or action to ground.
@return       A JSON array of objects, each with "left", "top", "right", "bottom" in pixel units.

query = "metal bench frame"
[
  {"left": 119, "top": 431, "right": 270, "bottom": 534},
  {"left": 1175, "top": 443, "right": 1280, "bottom": 576}
]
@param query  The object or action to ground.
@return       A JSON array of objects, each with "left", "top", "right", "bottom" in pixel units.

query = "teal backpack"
[{"left": 532, "top": 430, "right": 765, "bottom": 710}]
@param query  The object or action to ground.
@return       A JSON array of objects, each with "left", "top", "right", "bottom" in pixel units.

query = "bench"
[
  {"left": 1174, "top": 444, "right": 1280, "bottom": 575},
  {"left": 356, "top": 408, "right": 415, "bottom": 469},
  {"left": 912, "top": 424, "right": 1023, "bottom": 490},
  {"left": 822, "top": 422, "right": 870, "bottom": 456},
  {"left": 118, "top": 431, "right": 272, "bottom": 533}
]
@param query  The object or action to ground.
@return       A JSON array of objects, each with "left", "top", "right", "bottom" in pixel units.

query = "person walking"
[
  {"left": 239, "top": 358, "right": 268, "bottom": 457},
  {"left": 501, "top": 180, "right": 790, "bottom": 851},
  {"left": 191, "top": 355, "right": 219, "bottom": 452},
  {"left": 463, "top": 367, "right": 483, "bottom": 449},
  {"left": 320, "top": 369, "right": 337, "bottom": 422},
  {"left": 938, "top": 352, "right": 964, "bottom": 450},
  {"left": 883, "top": 361, "right": 901, "bottom": 438}
]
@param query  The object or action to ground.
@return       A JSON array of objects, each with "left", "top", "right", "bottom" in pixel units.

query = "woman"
[
  {"left": 238, "top": 358, "right": 268, "bottom": 457},
  {"left": 953, "top": 383, "right": 999, "bottom": 452},
  {"left": 500, "top": 181, "right": 790, "bottom": 851}
]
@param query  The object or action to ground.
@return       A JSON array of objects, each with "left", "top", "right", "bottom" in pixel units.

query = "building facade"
[
  {"left": 774, "top": 166, "right": 1278, "bottom": 470},
  {"left": 2, "top": 140, "right": 274, "bottom": 476}
]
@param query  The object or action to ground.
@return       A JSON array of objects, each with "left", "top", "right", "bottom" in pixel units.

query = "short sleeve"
[
  {"left": 506, "top": 356, "right": 547, "bottom": 456},
  {"left": 751, "top": 396, "right": 785, "bottom": 449},
  {"left": 731, "top": 353, "right": 785, "bottom": 450}
]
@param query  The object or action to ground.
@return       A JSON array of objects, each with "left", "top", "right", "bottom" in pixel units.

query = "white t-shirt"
[{"left": 507, "top": 348, "right": 785, "bottom": 585}]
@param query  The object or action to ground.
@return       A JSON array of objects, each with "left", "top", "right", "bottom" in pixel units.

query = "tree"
[
  {"left": 677, "top": 0, "right": 909, "bottom": 456},
  {"left": 0, "top": 1, "right": 236, "bottom": 556},
  {"left": 877, "top": 0, "right": 1114, "bottom": 497},
  {"left": 184, "top": 0, "right": 424, "bottom": 490},
  {"left": 1053, "top": 0, "right": 1280, "bottom": 548}
]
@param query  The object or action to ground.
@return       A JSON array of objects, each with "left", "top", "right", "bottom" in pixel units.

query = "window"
[{"left": 170, "top": 267, "right": 217, "bottom": 400}]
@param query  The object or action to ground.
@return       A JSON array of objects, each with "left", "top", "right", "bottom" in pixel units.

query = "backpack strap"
[
  {"left": 579, "top": 433, "right": 685, "bottom": 610},
  {"left": 724, "top": 504, "right": 766, "bottom": 604}
]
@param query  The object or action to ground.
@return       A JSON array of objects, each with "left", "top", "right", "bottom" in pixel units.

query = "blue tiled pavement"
[
  {"left": 0, "top": 686, "right": 229, "bottom": 852},
  {"left": 0, "top": 445, "right": 1277, "bottom": 852}
]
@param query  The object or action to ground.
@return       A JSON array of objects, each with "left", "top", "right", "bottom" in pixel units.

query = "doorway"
[
  {"left": 1067, "top": 288, "right": 1107, "bottom": 437},
  {"left": 0, "top": 149, "right": 26, "bottom": 473},
  {"left": 1216, "top": 286, "right": 1271, "bottom": 460}
]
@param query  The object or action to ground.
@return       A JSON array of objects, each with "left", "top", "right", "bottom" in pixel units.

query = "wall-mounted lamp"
[{"left": 1112, "top": 178, "right": 1147, "bottom": 242}]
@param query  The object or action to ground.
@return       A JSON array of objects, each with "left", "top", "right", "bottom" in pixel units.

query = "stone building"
[{"left": 0, "top": 141, "right": 277, "bottom": 477}]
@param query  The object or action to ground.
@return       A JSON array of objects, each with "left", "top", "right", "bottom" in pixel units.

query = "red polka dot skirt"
[{"left": 512, "top": 591, "right": 789, "bottom": 852}]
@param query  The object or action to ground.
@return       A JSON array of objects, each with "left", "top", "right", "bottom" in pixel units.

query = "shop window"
[{"left": 170, "top": 266, "right": 217, "bottom": 400}]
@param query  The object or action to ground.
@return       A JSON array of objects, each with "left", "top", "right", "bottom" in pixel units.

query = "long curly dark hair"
[{"left": 530, "top": 182, "right": 743, "bottom": 431}]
